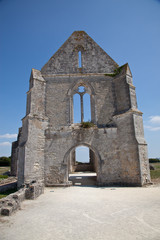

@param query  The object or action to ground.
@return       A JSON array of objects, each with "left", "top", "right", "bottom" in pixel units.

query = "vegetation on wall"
[
  {"left": 81, "top": 121, "right": 95, "bottom": 128},
  {"left": 104, "top": 66, "right": 123, "bottom": 77}
]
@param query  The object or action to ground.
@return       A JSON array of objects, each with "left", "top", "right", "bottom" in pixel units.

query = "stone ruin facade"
[{"left": 11, "top": 31, "right": 151, "bottom": 189}]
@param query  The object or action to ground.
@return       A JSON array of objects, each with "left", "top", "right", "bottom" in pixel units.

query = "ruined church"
[{"left": 11, "top": 31, "right": 150, "bottom": 188}]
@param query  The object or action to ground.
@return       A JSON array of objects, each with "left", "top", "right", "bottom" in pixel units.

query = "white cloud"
[
  {"left": 144, "top": 125, "right": 160, "bottom": 131},
  {"left": 0, "top": 142, "right": 11, "bottom": 146},
  {"left": 145, "top": 115, "right": 160, "bottom": 131},
  {"left": 149, "top": 116, "right": 160, "bottom": 125},
  {"left": 0, "top": 133, "right": 17, "bottom": 139}
]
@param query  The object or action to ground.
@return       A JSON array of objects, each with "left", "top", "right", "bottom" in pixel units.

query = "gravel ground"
[{"left": 0, "top": 185, "right": 160, "bottom": 240}]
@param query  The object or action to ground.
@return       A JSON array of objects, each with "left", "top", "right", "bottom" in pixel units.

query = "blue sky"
[{"left": 0, "top": 0, "right": 160, "bottom": 158}]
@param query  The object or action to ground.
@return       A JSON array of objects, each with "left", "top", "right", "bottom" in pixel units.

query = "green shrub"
[
  {"left": 104, "top": 66, "right": 123, "bottom": 77},
  {"left": 81, "top": 121, "right": 95, "bottom": 128},
  {"left": 0, "top": 156, "right": 11, "bottom": 166},
  {"left": 149, "top": 158, "right": 160, "bottom": 163}
]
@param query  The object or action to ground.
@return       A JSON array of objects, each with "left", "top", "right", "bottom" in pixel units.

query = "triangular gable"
[{"left": 41, "top": 31, "right": 118, "bottom": 74}]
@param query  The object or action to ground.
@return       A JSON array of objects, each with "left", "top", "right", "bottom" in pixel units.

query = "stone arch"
[
  {"left": 63, "top": 142, "right": 102, "bottom": 184},
  {"left": 67, "top": 79, "right": 95, "bottom": 96}
]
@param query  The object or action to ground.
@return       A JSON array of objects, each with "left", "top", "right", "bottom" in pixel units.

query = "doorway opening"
[{"left": 68, "top": 145, "right": 98, "bottom": 186}]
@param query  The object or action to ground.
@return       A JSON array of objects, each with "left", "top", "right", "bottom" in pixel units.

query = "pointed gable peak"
[
  {"left": 41, "top": 31, "right": 118, "bottom": 75},
  {"left": 72, "top": 30, "right": 87, "bottom": 37},
  {"left": 122, "top": 63, "right": 132, "bottom": 77}
]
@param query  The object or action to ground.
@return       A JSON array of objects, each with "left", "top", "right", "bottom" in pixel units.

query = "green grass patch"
[
  {"left": 152, "top": 163, "right": 160, "bottom": 169},
  {"left": 150, "top": 170, "right": 160, "bottom": 179},
  {"left": 150, "top": 162, "right": 160, "bottom": 179},
  {"left": 0, "top": 166, "right": 10, "bottom": 175},
  {"left": 0, "top": 175, "right": 8, "bottom": 179},
  {"left": 0, "top": 189, "right": 17, "bottom": 199}
]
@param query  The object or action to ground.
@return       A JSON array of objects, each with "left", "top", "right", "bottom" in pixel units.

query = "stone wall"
[
  {"left": 41, "top": 31, "right": 118, "bottom": 75},
  {"left": 17, "top": 70, "right": 48, "bottom": 188},
  {"left": 11, "top": 141, "right": 18, "bottom": 176},
  {"left": 11, "top": 31, "right": 150, "bottom": 190},
  {"left": 44, "top": 124, "right": 142, "bottom": 186},
  {"left": 0, "top": 182, "right": 44, "bottom": 216},
  {"left": 0, "top": 188, "right": 25, "bottom": 216}
]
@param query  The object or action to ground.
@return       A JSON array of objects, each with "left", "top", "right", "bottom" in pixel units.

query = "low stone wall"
[
  {"left": 0, "top": 188, "right": 25, "bottom": 216},
  {"left": 25, "top": 182, "right": 44, "bottom": 200},
  {"left": 0, "top": 182, "right": 44, "bottom": 216},
  {"left": 75, "top": 164, "right": 94, "bottom": 172},
  {"left": 0, "top": 181, "right": 17, "bottom": 193}
]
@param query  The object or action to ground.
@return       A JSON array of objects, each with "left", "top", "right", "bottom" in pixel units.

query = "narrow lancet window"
[
  {"left": 83, "top": 93, "right": 91, "bottom": 122},
  {"left": 73, "top": 93, "right": 81, "bottom": 123},
  {"left": 78, "top": 51, "right": 82, "bottom": 68}
]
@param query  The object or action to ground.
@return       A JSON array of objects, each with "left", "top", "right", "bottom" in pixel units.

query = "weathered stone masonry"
[{"left": 11, "top": 31, "right": 151, "bottom": 189}]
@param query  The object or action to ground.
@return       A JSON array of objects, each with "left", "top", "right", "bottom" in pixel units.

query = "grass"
[
  {"left": 0, "top": 189, "right": 17, "bottom": 199},
  {"left": 0, "top": 166, "right": 10, "bottom": 175},
  {"left": 0, "top": 175, "right": 8, "bottom": 179},
  {"left": 150, "top": 162, "right": 160, "bottom": 179},
  {"left": 0, "top": 166, "right": 15, "bottom": 199},
  {"left": 0, "top": 166, "right": 10, "bottom": 180}
]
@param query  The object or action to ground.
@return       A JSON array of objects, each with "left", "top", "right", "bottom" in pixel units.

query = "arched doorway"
[{"left": 64, "top": 144, "right": 101, "bottom": 186}]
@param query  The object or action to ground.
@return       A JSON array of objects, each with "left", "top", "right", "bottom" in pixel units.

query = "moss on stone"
[
  {"left": 104, "top": 66, "right": 123, "bottom": 77},
  {"left": 81, "top": 121, "right": 95, "bottom": 128}
]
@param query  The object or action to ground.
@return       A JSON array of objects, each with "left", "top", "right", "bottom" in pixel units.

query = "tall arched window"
[
  {"left": 83, "top": 93, "right": 91, "bottom": 122},
  {"left": 73, "top": 85, "right": 91, "bottom": 123},
  {"left": 67, "top": 81, "right": 95, "bottom": 124},
  {"left": 73, "top": 94, "right": 81, "bottom": 123}
]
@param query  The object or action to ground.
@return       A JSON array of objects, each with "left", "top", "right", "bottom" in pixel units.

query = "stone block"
[{"left": 1, "top": 206, "right": 13, "bottom": 216}]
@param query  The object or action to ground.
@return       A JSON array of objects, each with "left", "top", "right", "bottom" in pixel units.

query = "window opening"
[
  {"left": 78, "top": 51, "right": 82, "bottom": 68},
  {"left": 73, "top": 85, "right": 91, "bottom": 123},
  {"left": 73, "top": 94, "right": 81, "bottom": 123},
  {"left": 75, "top": 146, "right": 90, "bottom": 163},
  {"left": 78, "top": 86, "right": 85, "bottom": 93},
  {"left": 83, "top": 93, "right": 91, "bottom": 122}
]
